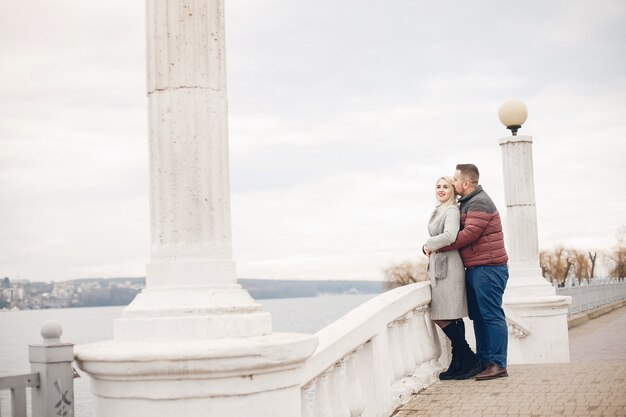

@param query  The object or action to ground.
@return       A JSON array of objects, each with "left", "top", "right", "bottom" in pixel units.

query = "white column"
[
  {"left": 499, "top": 134, "right": 570, "bottom": 364},
  {"left": 75, "top": 1, "right": 317, "bottom": 415},
  {"left": 145, "top": 0, "right": 234, "bottom": 286},
  {"left": 499, "top": 135, "right": 556, "bottom": 298},
  {"left": 112, "top": 0, "right": 271, "bottom": 341}
]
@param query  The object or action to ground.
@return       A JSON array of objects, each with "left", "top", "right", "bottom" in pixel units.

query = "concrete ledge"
[{"left": 567, "top": 300, "right": 626, "bottom": 329}]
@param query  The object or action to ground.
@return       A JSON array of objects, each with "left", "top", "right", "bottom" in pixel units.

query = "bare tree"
[
  {"left": 539, "top": 247, "right": 572, "bottom": 287},
  {"left": 539, "top": 251, "right": 552, "bottom": 284},
  {"left": 588, "top": 251, "right": 597, "bottom": 280},
  {"left": 570, "top": 249, "right": 591, "bottom": 285},
  {"left": 384, "top": 259, "right": 429, "bottom": 289},
  {"left": 608, "top": 246, "right": 626, "bottom": 282},
  {"left": 608, "top": 227, "right": 626, "bottom": 282}
]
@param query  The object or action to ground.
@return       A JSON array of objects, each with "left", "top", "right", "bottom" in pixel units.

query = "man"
[{"left": 428, "top": 163, "right": 509, "bottom": 381}]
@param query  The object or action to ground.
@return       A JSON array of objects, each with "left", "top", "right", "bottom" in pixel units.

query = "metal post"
[{"left": 29, "top": 321, "right": 74, "bottom": 417}]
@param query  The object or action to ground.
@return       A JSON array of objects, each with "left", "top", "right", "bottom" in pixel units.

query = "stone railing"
[
  {"left": 0, "top": 321, "right": 75, "bottom": 417},
  {"left": 300, "top": 282, "right": 446, "bottom": 417},
  {"left": 557, "top": 280, "right": 626, "bottom": 315},
  {"left": 0, "top": 373, "right": 39, "bottom": 417},
  {"left": 505, "top": 312, "right": 531, "bottom": 339}
]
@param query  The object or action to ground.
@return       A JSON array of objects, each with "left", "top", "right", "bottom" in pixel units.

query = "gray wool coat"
[{"left": 425, "top": 205, "right": 468, "bottom": 320}]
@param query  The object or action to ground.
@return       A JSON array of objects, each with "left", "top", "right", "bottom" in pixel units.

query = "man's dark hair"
[{"left": 456, "top": 164, "right": 480, "bottom": 184}]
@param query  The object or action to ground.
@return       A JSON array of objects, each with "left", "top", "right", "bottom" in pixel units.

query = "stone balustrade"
[
  {"left": 300, "top": 282, "right": 447, "bottom": 417},
  {"left": 557, "top": 280, "right": 626, "bottom": 315}
]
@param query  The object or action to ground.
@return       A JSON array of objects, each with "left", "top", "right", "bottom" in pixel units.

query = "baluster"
[
  {"left": 414, "top": 305, "right": 440, "bottom": 382},
  {"left": 410, "top": 306, "right": 433, "bottom": 387},
  {"left": 301, "top": 382, "right": 315, "bottom": 417},
  {"left": 424, "top": 308, "right": 443, "bottom": 366},
  {"left": 387, "top": 321, "right": 404, "bottom": 382},
  {"left": 370, "top": 333, "right": 392, "bottom": 416},
  {"left": 597, "top": 286, "right": 603, "bottom": 306},
  {"left": 355, "top": 341, "right": 374, "bottom": 417},
  {"left": 329, "top": 361, "right": 350, "bottom": 417},
  {"left": 415, "top": 306, "right": 435, "bottom": 362},
  {"left": 345, "top": 349, "right": 365, "bottom": 417},
  {"left": 313, "top": 371, "right": 334, "bottom": 417},
  {"left": 396, "top": 312, "right": 420, "bottom": 398},
  {"left": 409, "top": 307, "right": 426, "bottom": 366},
  {"left": 399, "top": 314, "right": 416, "bottom": 376},
  {"left": 11, "top": 387, "right": 26, "bottom": 417},
  {"left": 388, "top": 317, "right": 413, "bottom": 411}
]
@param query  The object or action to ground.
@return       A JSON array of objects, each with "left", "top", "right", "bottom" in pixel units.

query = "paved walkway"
[{"left": 393, "top": 306, "right": 626, "bottom": 417}]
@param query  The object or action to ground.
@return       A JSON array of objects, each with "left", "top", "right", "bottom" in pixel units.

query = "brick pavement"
[{"left": 393, "top": 306, "right": 626, "bottom": 417}]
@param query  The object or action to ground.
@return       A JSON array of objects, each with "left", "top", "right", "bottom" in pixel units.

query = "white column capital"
[{"left": 499, "top": 135, "right": 533, "bottom": 145}]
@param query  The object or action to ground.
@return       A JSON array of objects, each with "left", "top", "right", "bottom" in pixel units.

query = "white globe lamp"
[{"left": 498, "top": 99, "right": 528, "bottom": 136}]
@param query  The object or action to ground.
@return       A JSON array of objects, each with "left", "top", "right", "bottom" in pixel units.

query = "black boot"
[
  {"left": 439, "top": 346, "right": 460, "bottom": 380},
  {"left": 439, "top": 320, "right": 464, "bottom": 380},
  {"left": 453, "top": 348, "right": 481, "bottom": 380},
  {"left": 442, "top": 320, "right": 480, "bottom": 380}
]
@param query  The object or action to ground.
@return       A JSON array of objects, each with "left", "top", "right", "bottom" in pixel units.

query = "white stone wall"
[{"left": 301, "top": 283, "right": 447, "bottom": 417}]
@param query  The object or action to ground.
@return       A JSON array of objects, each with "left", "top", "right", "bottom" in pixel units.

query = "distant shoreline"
[
  {"left": 239, "top": 278, "right": 385, "bottom": 300},
  {"left": 1, "top": 277, "right": 386, "bottom": 310}
]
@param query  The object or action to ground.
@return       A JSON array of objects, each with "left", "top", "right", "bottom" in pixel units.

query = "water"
[{"left": 0, "top": 293, "right": 377, "bottom": 416}]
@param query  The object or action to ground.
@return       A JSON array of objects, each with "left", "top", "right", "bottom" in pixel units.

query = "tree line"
[
  {"left": 384, "top": 230, "right": 626, "bottom": 288},
  {"left": 541, "top": 228, "right": 626, "bottom": 286}
]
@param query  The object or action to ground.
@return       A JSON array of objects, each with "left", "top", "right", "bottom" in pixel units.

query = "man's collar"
[{"left": 459, "top": 185, "right": 483, "bottom": 202}]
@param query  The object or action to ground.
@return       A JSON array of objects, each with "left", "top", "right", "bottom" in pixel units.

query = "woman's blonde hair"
[{"left": 431, "top": 176, "right": 457, "bottom": 221}]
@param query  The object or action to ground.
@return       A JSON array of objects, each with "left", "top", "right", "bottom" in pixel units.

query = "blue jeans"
[{"left": 466, "top": 265, "right": 508, "bottom": 368}]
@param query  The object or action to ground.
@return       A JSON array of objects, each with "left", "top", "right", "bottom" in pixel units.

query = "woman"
[{"left": 422, "top": 176, "right": 478, "bottom": 380}]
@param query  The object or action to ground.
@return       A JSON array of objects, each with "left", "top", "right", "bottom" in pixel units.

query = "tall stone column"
[
  {"left": 75, "top": 1, "right": 317, "bottom": 415},
  {"left": 499, "top": 129, "right": 570, "bottom": 364},
  {"left": 499, "top": 135, "right": 554, "bottom": 298},
  {"left": 113, "top": 0, "right": 270, "bottom": 342}
]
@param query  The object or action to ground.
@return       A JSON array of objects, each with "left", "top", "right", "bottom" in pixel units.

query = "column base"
[
  {"left": 504, "top": 295, "right": 571, "bottom": 364},
  {"left": 75, "top": 333, "right": 317, "bottom": 417},
  {"left": 114, "top": 284, "right": 272, "bottom": 342},
  {"left": 505, "top": 267, "right": 556, "bottom": 300}
]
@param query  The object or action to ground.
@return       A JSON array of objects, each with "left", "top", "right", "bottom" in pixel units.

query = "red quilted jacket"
[{"left": 439, "top": 185, "right": 508, "bottom": 267}]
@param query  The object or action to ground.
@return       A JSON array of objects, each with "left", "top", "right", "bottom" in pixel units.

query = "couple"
[{"left": 422, "top": 164, "right": 509, "bottom": 381}]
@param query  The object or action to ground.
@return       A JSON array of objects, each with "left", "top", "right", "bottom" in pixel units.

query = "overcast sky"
[{"left": 1, "top": 0, "right": 624, "bottom": 282}]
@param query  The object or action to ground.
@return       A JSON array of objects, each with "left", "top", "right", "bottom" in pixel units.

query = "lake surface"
[{"left": 0, "top": 293, "right": 377, "bottom": 416}]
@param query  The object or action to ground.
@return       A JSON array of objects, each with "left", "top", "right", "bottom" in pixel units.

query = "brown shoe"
[{"left": 475, "top": 363, "right": 508, "bottom": 381}]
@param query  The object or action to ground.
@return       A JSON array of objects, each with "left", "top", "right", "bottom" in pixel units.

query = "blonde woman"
[{"left": 422, "top": 176, "right": 479, "bottom": 380}]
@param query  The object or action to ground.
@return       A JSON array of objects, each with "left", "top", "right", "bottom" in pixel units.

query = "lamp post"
[{"left": 497, "top": 100, "right": 571, "bottom": 364}]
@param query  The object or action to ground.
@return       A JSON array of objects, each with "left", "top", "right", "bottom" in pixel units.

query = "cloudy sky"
[{"left": 1, "top": 0, "right": 624, "bottom": 282}]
